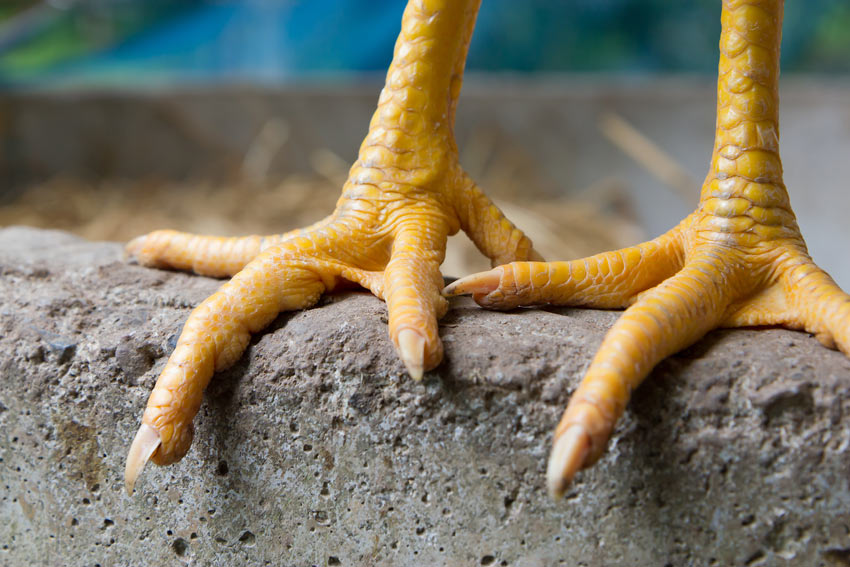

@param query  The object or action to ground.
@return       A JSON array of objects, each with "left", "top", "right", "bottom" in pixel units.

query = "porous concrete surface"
[{"left": 1, "top": 226, "right": 849, "bottom": 567}]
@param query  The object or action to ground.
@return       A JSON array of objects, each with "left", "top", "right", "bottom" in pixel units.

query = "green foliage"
[
  {"left": 799, "top": 2, "right": 850, "bottom": 72},
  {"left": 0, "top": 1, "right": 189, "bottom": 80},
  {"left": 1, "top": 0, "right": 849, "bottom": 83}
]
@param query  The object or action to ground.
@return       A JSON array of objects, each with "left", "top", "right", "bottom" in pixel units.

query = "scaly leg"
[
  {"left": 446, "top": 0, "right": 850, "bottom": 498},
  {"left": 124, "top": 0, "right": 541, "bottom": 493}
]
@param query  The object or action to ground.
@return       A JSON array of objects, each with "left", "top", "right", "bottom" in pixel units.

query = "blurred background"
[{"left": 1, "top": 0, "right": 849, "bottom": 285}]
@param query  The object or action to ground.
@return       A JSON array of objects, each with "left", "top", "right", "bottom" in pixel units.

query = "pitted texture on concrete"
[{"left": 1, "top": 226, "right": 849, "bottom": 566}]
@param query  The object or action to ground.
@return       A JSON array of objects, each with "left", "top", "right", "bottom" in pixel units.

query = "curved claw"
[
  {"left": 124, "top": 423, "right": 161, "bottom": 495},
  {"left": 397, "top": 328, "right": 426, "bottom": 381},
  {"left": 117, "top": 0, "right": 543, "bottom": 497},
  {"left": 546, "top": 424, "right": 590, "bottom": 499},
  {"left": 442, "top": 268, "right": 502, "bottom": 297}
]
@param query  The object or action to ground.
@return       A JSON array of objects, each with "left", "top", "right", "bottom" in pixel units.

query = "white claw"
[
  {"left": 397, "top": 329, "right": 426, "bottom": 381},
  {"left": 442, "top": 269, "right": 501, "bottom": 297},
  {"left": 124, "top": 423, "right": 161, "bottom": 495},
  {"left": 546, "top": 424, "right": 590, "bottom": 500}
]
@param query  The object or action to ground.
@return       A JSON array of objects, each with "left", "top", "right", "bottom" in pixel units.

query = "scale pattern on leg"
[
  {"left": 446, "top": 223, "right": 686, "bottom": 310},
  {"left": 125, "top": 239, "right": 337, "bottom": 492},
  {"left": 785, "top": 258, "right": 850, "bottom": 353},
  {"left": 547, "top": 254, "right": 738, "bottom": 497},
  {"left": 126, "top": 230, "right": 272, "bottom": 278},
  {"left": 124, "top": 0, "right": 542, "bottom": 493},
  {"left": 454, "top": 175, "right": 542, "bottom": 267},
  {"left": 384, "top": 222, "right": 450, "bottom": 378},
  {"left": 447, "top": 0, "right": 850, "bottom": 498},
  {"left": 125, "top": 218, "right": 337, "bottom": 278}
]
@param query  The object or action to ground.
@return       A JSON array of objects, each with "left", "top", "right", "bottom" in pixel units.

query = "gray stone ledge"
[{"left": 1, "top": 226, "right": 849, "bottom": 566}]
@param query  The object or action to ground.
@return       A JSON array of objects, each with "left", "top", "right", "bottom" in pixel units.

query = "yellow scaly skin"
[
  {"left": 446, "top": 0, "right": 850, "bottom": 498},
  {"left": 124, "top": 0, "right": 542, "bottom": 493}
]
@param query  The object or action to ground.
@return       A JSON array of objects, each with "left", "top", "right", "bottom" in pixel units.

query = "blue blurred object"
[
  {"left": 0, "top": 0, "right": 406, "bottom": 85},
  {"left": 66, "top": 1, "right": 405, "bottom": 83},
  {"left": 0, "top": 0, "right": 848, "bottom": 87}
]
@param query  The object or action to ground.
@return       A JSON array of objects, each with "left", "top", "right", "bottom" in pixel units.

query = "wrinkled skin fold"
[
  {"left": 126, "top": 0, "right": 849, "bottom": 499},
  {"left": 446, "top": 0, "right": 850, "bottom": 498},
  {"left": 124, "top": 0, "right": 542, "bottom": 493}
]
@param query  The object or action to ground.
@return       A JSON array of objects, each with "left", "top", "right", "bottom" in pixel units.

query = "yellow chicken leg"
[
  {"left": 446, "top": 0, "right": 850, "bottom": 498},
  {"left": 124, "top": 0, "right": 541, "bottom": 494}
]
